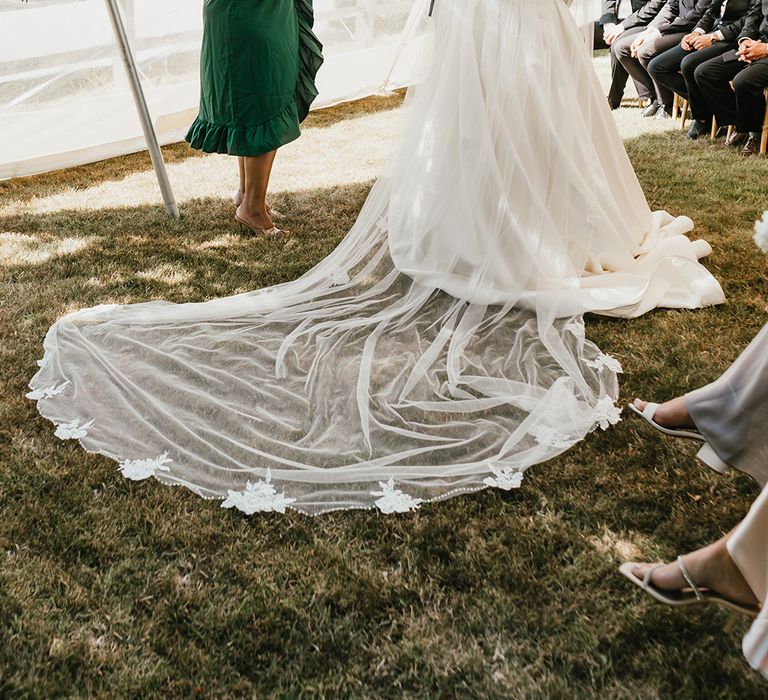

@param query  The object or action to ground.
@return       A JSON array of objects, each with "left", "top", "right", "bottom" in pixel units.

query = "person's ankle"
[
  {"left": 694, "top": 539, "right": 732, "bottom": 589},
  {"left": 238, "top": 201, "right": 269, "bottom": 219}
]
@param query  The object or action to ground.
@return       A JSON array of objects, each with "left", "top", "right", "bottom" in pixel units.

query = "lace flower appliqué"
[
  {"left": 221, "top": 469, "right": 297, "bottom": 515},
  {"left": 529, "top": 424, "right": 575, "bottom": 449},
  {"left": 119, "top": 452, "right": 172, "bottom": 481},
  {"left": 372, "top": 478, "right": 422, "bottom": 514},
  {"left": 483, "top": 465, "right": 524, "bottom": 491},
  {"left": 36, "top": 352, "right": 52, "bottom": 369},
  {"left": 593, "top": 396, "right": 622, "bottom": 430},
  {"left": 26, "top": 381, "right": 70, "bottom": 401},
  {"left": 54, "top": 419, "right": 94, "bottom": 440},
  {"left": 585, "top": 352, "right": 623, "bottom": 374}
]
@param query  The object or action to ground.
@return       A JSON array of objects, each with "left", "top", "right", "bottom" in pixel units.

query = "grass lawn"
[{"left": 2, "top": 92, "right": 768, "bottom": 698}]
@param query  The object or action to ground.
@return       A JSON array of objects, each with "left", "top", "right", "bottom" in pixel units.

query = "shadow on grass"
[
  {"left": 1, "top": 126, "right": 768, "bottom": 698},
  {"left": 0, "top": 181, "right": 376, "bottom": 408}
]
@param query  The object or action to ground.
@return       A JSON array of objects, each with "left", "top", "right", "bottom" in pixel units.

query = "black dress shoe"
[
  {"left": 725, "top": 131, "right": 748, "bottom": 148},
  {"left": 740, "top": 134, "right": 759, "bottom": 157},
  {"left": 642, "top": 100, "right": 662, "bottom": 118},
  {"left": 687, "top": 120, "right": 711, "bottom": 140}
]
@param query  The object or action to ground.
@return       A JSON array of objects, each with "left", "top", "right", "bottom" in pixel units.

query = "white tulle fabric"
[{"left": 28, "top": 0, "right": 724, "bottom": 516}]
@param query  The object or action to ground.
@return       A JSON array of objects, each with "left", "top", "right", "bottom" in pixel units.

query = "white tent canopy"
[{"left": 0, "top": 0, "right": 428, "bottom": 181}]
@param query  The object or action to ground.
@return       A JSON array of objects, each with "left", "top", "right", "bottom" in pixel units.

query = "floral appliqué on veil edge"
[
  {"left": 585, "top": 352, "right": 623, "bottom": 374},
  {"left": 120, "top": 453, "right": 173, "bottom": 481},
  {"left": 26, "top": 355, "right": 621, "bottom": 514},
  {"left": 26, "top": 381, "right": 70, "bottom": 401},
  {"left": 222, "top": 469, "right": 297, "bottom": 515},
  {"left": 593, "top": 396, "right": 622, "bottom": 430},
  {"left": 372, "top": 478, "right": 423, "bottom": 514},
  {"left": 483, "top": 466, "right": 524, "bottom": 491},
  {"left": 55, "top": 419, "right": 94, "bottom": 440}
]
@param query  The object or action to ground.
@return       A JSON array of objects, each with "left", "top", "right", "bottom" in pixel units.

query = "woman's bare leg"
[
  {"left": 233, "top": 157, "right": 246, "bottom": 207},
  {"left": 238, "top": 156, "right": 246, "bottom": 193},
  {"left": 235, "top": 150, "right": 277, "bottom": 231},
  {"left": 631, "top": 531, "right": 759, "bottom": 608}
]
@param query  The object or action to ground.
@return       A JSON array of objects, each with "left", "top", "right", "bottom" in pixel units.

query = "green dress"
[{"left": 185, "top": 0, "right": 323, "bottom": 156}]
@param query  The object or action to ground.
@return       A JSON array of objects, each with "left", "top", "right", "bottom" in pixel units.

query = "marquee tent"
[{"left": 0, "top": 0, "right": 429, "bottom": 191}]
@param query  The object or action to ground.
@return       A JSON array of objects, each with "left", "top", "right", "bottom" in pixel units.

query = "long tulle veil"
[{"left": 27, "top": 0, "right": 719, "bottom": 516}]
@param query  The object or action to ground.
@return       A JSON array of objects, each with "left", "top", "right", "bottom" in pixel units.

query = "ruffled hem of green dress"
[
  {"left": 185, "top": 0, "right": 324, "bottom": 157},
  {"left": 185, "top": 101, "right": 302, "bottom": 158}
]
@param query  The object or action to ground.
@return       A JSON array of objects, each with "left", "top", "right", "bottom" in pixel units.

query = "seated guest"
[
  {"left": 595, "top": 1, "right": 660, "bottom": 108},
  {"left": 622, "top": 318, "right": 768, "bottom": 678},
  {"left": 648, "top": 0, "right": 751, "bottom": 139},
  {"left": 613, "top": 0, "right": 717, "bottom": 119},
  {"left": 621, "top": 500, "right": 765, "bottom": 678},
  {"left": 610, "top": 0, "right": 668, "bottom": 113},
  {"left": 629, "top": 324, "right": 768, "bottom": 486},
  {"left": 695, "top": 0, "right": 768, "bottom": 156}
]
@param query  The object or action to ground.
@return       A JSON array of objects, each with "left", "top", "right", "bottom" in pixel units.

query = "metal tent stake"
[{"left": 103, "top": 0, "right": 180, "bottom": 218}]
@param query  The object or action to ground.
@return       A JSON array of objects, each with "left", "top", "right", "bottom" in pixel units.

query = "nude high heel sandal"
[
  {"left": 234, "top": 214, "right": 286, "bottom": 238},
  {"left": 232, "top": 190, "right": 285, "bottom": 220}
]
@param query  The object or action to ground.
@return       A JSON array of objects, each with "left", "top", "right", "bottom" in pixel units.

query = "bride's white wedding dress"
[{"left": 27, "top": 0, "right": 724, "bottom": 515}]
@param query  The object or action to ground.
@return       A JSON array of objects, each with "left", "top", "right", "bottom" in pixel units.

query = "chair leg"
[
  {"left": 680, "top": 99, "right": 689, "bottom": 130},
  {"left": 727, "top": 125, "right": 735, "bottom": 142},
  {"left": 672, "top": 93, "right": 680, "bottom": 120},
  {"left": 711, "top": 117, "right": 718, "bottom": 141}
]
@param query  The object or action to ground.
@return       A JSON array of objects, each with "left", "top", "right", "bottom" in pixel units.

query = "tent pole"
[{"left": 103, "top": 0, "right": 180, "bottom": 218}]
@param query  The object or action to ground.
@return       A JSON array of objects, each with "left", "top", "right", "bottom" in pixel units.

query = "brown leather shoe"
[
  {"left": 726, "top": 131, "right": 748, "bottom": 148},
  {"left": 740, "top": 135, "right": 759, "bottom": 157}
]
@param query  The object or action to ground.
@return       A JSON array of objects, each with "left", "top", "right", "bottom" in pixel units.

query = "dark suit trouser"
[
  {"left": 599, "top": 24, "right": 653, "bottom": 104},
  {"left": 613, "top": 28, "right": 688, "bottom": 108},
  {"left": 647, "top": 42, "right": 736, "bottom": 122},
  {"left": 695, "top": 51, "right": 768, "bottom": 132}
]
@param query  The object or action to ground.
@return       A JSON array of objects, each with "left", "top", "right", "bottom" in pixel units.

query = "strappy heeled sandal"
[
  {"left": 234, "top": 214, "right": 288, "bottom": 238},
  {"left": 627, "top": 400, "right": 704, "bottom": 441},
  {"left": 628, "top": 400, "right": 732, "bottom": 474},
  {"left": 232, "top": 191, "right": 285, "bottom": 220},
  {"left": 619, "top": 557, "right": 760, "bottom": 619}
]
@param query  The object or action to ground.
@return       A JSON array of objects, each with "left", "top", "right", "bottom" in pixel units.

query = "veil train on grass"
[{"left": 27, "top": 0, "right": 723, "bottom": 515}]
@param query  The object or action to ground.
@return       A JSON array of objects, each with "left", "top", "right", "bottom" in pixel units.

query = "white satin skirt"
[{"left": 389, "top": 0, "right": 724, "bottom": 317}]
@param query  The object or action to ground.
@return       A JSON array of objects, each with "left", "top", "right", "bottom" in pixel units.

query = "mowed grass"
[{"left": 2, "top": 97, "right": 768, "bottom": 698}]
